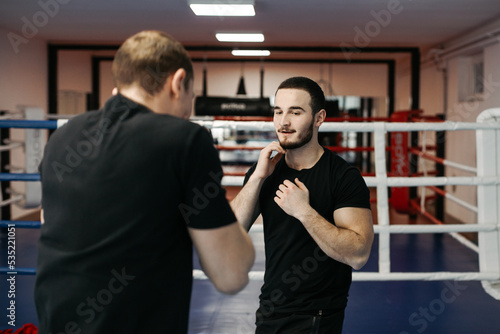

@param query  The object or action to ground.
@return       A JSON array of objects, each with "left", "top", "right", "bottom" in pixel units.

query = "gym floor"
[{"left": 1, "top": 206, "right": 500, "bottom": 333}]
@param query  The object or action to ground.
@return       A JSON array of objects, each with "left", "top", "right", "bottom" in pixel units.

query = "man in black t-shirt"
[
  {"left": 231, "top": 77, "right": 374, "bottom": 333},
  {"left": 35, "top": 30, "right": 255, "bottom": 334}
]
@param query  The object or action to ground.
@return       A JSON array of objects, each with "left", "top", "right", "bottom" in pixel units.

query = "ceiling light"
[
  {"left": 216, "top": 33, "right": 264, "bottom": 42},
  {"left": 232, "top": 50, "right": 271, "bottom": 57},
  {"left": 189, "top": 0, "right": 255, "bottom": 16}
]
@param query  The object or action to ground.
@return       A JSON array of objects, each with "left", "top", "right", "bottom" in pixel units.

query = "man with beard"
[{"left": 231, "top": 76, "right": 374, "bottom": 333}]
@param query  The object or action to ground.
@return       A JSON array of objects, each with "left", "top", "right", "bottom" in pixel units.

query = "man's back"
[{"left": 35, "top": 94, "right": 228, "bottom": 333}]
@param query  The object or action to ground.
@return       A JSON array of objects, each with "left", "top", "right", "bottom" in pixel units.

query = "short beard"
[{"left": 278, "top": 119, "right": 314, "bottom": 150}]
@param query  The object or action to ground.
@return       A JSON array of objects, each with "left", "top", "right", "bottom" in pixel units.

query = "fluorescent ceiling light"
[
  {"left": 232, "top": 50, "right": 271, "bottom": 57},
  {"left": 216, "top": 33, "right": 264, "bottom": 42},
  {"left": 189, "top": 0, "right": 255, "bottom": 16}
]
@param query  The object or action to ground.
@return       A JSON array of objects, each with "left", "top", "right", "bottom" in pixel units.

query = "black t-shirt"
[
  {"left": 245, "top": 148, "right": 370, "bottom": 316},
  {"left": 35, "top": 94, "right": 236, "bottom": 334}
]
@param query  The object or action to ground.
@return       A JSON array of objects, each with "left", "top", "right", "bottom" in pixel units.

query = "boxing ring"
[
  {"left": 0, "top": 108, "right": 499, "bottom": 301},
  {"left": 192, "top": 109, "right": 500, "bottom": 300}
]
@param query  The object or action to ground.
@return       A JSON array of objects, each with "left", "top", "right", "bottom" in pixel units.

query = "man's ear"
[
  {"left": 169, "top": 68, "right": 186, "bottom": 98},
  {"left": 315, "top": 109, "right": 326, "bottom": 127}
]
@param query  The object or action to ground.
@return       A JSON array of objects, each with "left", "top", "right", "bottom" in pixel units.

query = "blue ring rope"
[
  {"left": 0, "top": 119, "right": 57, "bottom": 277},
  {"left": 0, "top": 220, "right": 41, "bottom": 228},
  {"left": 0, "top": 119, "right": 58, "bottom": 129},
  {"left": 0, "top": 173, "right": 40, "bottom": 181},
  {"left": 0, "top": 267, "right": 36, "bottom": 275}
]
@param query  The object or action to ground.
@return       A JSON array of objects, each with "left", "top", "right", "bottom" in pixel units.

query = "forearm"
[
  {"left": 231, "top": 141, "right": 285, "bottom": 230},
  {"left": 222, "top": 223, "right": 255, "bottom": 290},
  {"left": 297, "top": 208, "right": 372, "bottom": 270},
  {"left": 230, "top": 174, "right": 264, "bottom": 231},
  {"left": 190, "top": 222, "right": 255, "bottom": 294}
]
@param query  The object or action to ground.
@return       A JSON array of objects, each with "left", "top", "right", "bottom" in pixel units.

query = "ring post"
[
  {"left": 24, "top": 107, "right": 44, "bottom": 208},
  {"left": 476, "top": 108, "right": 500, "bottom": 300},
  {"left": 0, "top": 122, "right": 11, "bottom": 220},
  {"left": 435, "top": 114, "right": 446, "bottom": 222},
  {"left": 374, "top": 123, "right": 391, "bottom": 274},
  {"left": 389, "top": 111, "right": 411, "bottom": 214}
]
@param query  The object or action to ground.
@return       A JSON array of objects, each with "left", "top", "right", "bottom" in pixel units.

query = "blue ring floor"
[{"left": 1, "top": 220, "right": 500, "bottom": 333}]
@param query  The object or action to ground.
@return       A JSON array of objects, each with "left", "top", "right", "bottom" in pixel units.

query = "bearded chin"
[{"left": 278, "top": 122, "right": 314, "bottom": 149}]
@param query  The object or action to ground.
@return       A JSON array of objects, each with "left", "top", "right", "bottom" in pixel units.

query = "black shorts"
[{"left": 255, "top": 309, "right": 345, "bottom": 334}]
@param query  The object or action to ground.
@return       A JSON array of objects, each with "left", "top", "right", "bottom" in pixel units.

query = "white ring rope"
[
  {"left": 222, "top": 176, "right": 500, "bottom": 187},
  {"left": 353, "top": 272, "right": 499, "bottom": 281},
  {"left": 450, "top": 232, "right": 480, "bottom": 254},
  {"left": 0, "top": 195, "right": 23, "bottom": 208},
  {"left": 443, "top": 160, "right": 477, "bottom": 174},
  {"left": 374, "top": 224, "right": 498, "bottom": 234},
  {"left": 192, "top": 120, "right": 500, "bottom": 132},
  {"left": 193, "top": 269, "right": 499, "bottom": 282},
  {"left": 363, "top": 176, "right": 500, "bottom": 187},
  {"left": 57, "top": 119, "right": 69, "bottom": 128},
  {"left": 444, "top": 193, "right": 478, "bottom": 214},
  {"left": 0, "top": 142, "right": 23, "bottom": 152}
]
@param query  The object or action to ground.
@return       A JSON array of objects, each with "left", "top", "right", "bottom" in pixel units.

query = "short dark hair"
[
  {"left": 112, "top": 30, "right": 193, "bottom": 96},
  {"left": 276, "top": 76, "right": 325, "bottom": 114}
]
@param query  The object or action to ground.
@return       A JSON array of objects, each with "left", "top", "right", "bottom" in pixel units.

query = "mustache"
[{"left": 277, "top": 128, "right": 296, "bottom": 133}]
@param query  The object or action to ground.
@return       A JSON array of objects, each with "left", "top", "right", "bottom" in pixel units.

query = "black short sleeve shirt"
[
  {"left": 35, "top": 94, "right": 236, "bottom": 333},
  {"left": 245, "top": 148, "right": 370, "bottom": 315}
]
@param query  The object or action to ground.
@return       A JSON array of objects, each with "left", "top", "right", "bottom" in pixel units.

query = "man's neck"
[
  {"left": 285, "top": 141, "right": 324, "bottom": 171},
  {"left": 119, "top": 86, "right": 166, "bottom": 115}
]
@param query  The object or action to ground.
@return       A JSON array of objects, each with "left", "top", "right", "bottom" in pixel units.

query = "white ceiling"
[{"left": 1, "top": 0, "right": 500, "bottom": 58}]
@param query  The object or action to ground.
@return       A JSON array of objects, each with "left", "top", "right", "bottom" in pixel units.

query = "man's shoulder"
[
  {"left": 49, "top": 111, "right": 95, "bottom": 139},
  {"left": 323, "top": 148, "right": 354, "bottom": 168},
  {"left": 158, "top": 117, "right": 211, "bottom": 144},
  {"left": 320, "top": 148, "right": 363, "bottom": 182}
]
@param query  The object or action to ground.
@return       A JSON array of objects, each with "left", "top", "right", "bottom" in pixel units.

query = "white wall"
[
  {"left": 91, "top": 60, "right": 389, "bottom": 101},
  {"left": 58, "top": 50, "right": 115, "bottom": 113},
  {"left": 420, "top": 64, "right": 445, "bottom": 116},
  {"left": 0, "top": 28, "right": 47, "bottom": 113},
  {"left": 58, "top": 53, "right": 391, "bottom": 111},
  {"left": 395, "top": 65, "right": 412, "bottom": 111},
  {"left": 442, "top": 41, "right": 500, "bottom": 224},
  {"left": 195, "top": 61, "right": 388, "bottom": 99},
  {"left": 0, "top": 28, "right": 47, "bottom": 219},
  {"left": 483, "top": 43, "right": 500, "bottom": 109},
  {"left": 58, "top": 50, "right": 92, "bottom": 94}
]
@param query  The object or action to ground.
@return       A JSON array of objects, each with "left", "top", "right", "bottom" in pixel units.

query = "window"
[{"left": 458, "top": 53, "right": 484, "bottom": 102}]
